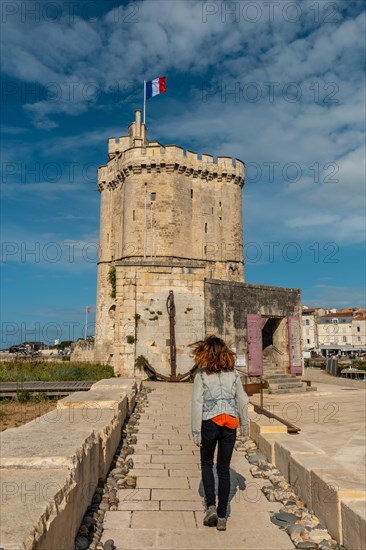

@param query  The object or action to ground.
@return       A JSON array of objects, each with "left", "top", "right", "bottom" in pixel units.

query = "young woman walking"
[{"left": 191, "top": 335, "right": 249, "bottom": 531}]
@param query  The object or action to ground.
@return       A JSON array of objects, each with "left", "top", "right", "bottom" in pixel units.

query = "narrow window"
[
  {"left": 107, "top": 233, "right": 109, "bottom": 243},
  {"left": 205, "top": 223, "right": 207, "bottom": 233},
  {"left": 191, "top": 189, "right": 193, "bottom": 198},
  {"left": 211, "top": 207, "right": 213, "bottom": 214},
  {"left": 204, "top": 245, "right": 207, "bottom": 255},
  {"left": 219, "top": 201, "right": 221, "bottom": 207},
  {"left": 357, "top": 326, "right": 360, "bottom": 332},
  {"left": 219, "top": 216, "right": 222, "bottom": 221},
  {"left": 133, "top": 210, "right": 135, "bottom": 221},
  {"left": 151, "top": 192, "right": 156, "bottom": 201}
]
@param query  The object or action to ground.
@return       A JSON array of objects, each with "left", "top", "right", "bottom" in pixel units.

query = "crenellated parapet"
[{"left": 98, "top": 141, "right": 245, "bottom": 191}]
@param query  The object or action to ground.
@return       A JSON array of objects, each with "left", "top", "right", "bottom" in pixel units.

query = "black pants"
[{"left": 200, "top": 419, "right": 236, "bottom": 518}]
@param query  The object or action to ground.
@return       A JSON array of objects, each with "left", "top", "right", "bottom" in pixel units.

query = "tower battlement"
[{"left": 100, "top": 110, "right": 245, "bottom": 189}]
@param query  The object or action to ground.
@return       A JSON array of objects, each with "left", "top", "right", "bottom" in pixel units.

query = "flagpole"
[
  {"left": 84, "top": 307, "right": 88, "bottom": 340},
  {"left": 143, "top": 80, "right": 146, "bottom": 125}
]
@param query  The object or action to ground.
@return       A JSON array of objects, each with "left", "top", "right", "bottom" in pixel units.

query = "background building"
[{"left": 302, "top": 307, "right": 366, "bottom": 356}]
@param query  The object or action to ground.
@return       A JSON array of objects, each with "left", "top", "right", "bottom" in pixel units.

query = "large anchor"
[{"left": 141, "top": 290, "right": 197, "bottom": 382}]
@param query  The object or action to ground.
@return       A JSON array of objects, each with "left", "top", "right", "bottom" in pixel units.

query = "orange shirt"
[{"left": 211, "top": 414, "right": 239, "bottom": 429}]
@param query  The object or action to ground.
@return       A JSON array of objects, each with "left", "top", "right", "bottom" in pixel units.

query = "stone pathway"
[{"left": 101, "top": 382, "right": 294, "bottom": 549}]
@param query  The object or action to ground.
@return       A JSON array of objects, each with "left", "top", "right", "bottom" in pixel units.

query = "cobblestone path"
[{"left": 101, "top": 382, "right": 294, "bottom": 549}]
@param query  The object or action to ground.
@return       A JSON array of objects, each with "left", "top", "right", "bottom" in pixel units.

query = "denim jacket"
[{"left": 191, "top": 369, "right": 249, "bottom": 445}]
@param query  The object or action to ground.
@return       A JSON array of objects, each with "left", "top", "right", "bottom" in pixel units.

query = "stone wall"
[
  {"left": 251, "top": 425, "right": 366, "bottom": 549},
  {"left": 107, "top": 263, "right": 205, "bottom": 377},
  {"left": 204, "top": 279, "right": 302, "bottom": 364},
  {"left": 0, "top": 379, "right": 140, "bottom": 550}
]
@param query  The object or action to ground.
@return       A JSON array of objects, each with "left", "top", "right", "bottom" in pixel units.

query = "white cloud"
[{"left": 1, "top": 0, "right": 365, "bottom": 248}]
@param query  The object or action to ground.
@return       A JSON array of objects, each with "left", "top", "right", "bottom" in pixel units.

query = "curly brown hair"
[{"left": 189, "top": 335, "right": 235, "bottom": 374}]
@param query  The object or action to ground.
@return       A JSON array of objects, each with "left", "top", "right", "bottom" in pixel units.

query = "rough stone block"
[
  {"left": 341, "top": 499, "right": 366, "bottom": 550},
  {"left": 288, "top": 454, "right": 339, "bottom": 508},
  {"left": 274, "top": 438, "right": 327, "bottom": 482},
  {"left": 257, "top": 434, "right": 278, "bottom": 464},
  {"left": 0, "top": 468, "right": 87, "bottom": 550},
  {"left": 249, "top": 416, "right": 287, "bottom": 444},
  {"left": 0, "top": 379, "right": 138, "bottom": 549},
  {"left": 57, "top": 389, "right": 127, "bottom": 416},
  {"left": 311, "top": 468, "right": 366, "bottom": 544}
]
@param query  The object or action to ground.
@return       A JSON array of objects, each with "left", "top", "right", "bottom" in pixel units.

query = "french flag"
[{"left": 146, "top": 76, "right": 166, "bottom": 100}]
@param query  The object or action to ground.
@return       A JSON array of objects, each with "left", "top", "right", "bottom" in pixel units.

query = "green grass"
[
  {"left": 0, "top": 361, "right": 114, "bottom": 382},
  {"left": 352, "top": 359, "right": 366, "bottom": 370}
]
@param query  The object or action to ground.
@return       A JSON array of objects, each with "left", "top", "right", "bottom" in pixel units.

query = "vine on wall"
[{"left": 108, "top": 266, "right": 116, "bottom": 298}]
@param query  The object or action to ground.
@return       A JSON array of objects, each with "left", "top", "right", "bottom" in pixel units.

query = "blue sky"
[{"left": 1, "top": 0, "right": 365, "bottom": 348}]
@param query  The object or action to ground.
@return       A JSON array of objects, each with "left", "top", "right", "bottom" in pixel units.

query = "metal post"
[{"left": 166, "top": 290, "right": 177, "bottom": 379}]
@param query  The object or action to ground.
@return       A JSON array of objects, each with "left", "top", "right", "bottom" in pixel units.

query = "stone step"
[
  {"left": 267, "top": 376, "right": 306, "bottom": 384},
  {"left": 265, "top": 374, "right": 296, "bottom": 380},
  {"left": 268, "top": 382, "right": 307, "bottom": 390},
  {"left": 267, "top": 386, "right": 307, "bottom": 394}
]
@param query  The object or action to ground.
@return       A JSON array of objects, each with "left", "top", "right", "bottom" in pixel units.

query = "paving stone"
[
  {"left": 118, "top": 501, "right": 160, "bottom": 511},
  {"left": 103, "top": 511, "right": 131, "bottom": 530},
  {"left": 146, "top": 444, "right": 182, "bottom": 451},
  {"left": 130, "top": 468, "right": 169, "bottom": 477},
  {"left": 160, "top": 462, "right": 199, "bottom": 470},
  {"left": 152, "top": 454, "right": 197, "bottom": 464},
  {"left": 160, "top": 501, "right": 204, "bottom": 511},
  {"left": 128, "top": 462, "right": 165, "bottom": 470},
  {"left": 101, "top": 528, "right": 294, "bottom": 549},
  {"left": 135, "top": 434, "right": 153, "bottom": 440},
  {"left": 162, "top": 449, "right": 194, "bottom": 455},
  {"left": 102, "top": 382, "right": 303, "bottom": 549},
  {"left": 169, "top": 468, "right": 201, "bottom": 477},
  {"left": 131, "top": 454, "right": 152, "bottom": 463},
  {"left": 131, "top": 511, "right": 196, "bottom": 529},
  {"left": 151, "top": 489, "right": 202, "bottom": 501},
  {"left": 133, "top": 447, "right": 163, "bottom": 455},
  {"left": 118, "top": 489, "right": 151, "bottom": 501},
  {"left": 137, "top": 476, "right": 189, "bottom": 489}
]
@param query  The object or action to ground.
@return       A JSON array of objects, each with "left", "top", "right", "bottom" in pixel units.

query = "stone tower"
[{"left": 94, "top": 110, "right": 245, "bottom": 376}]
